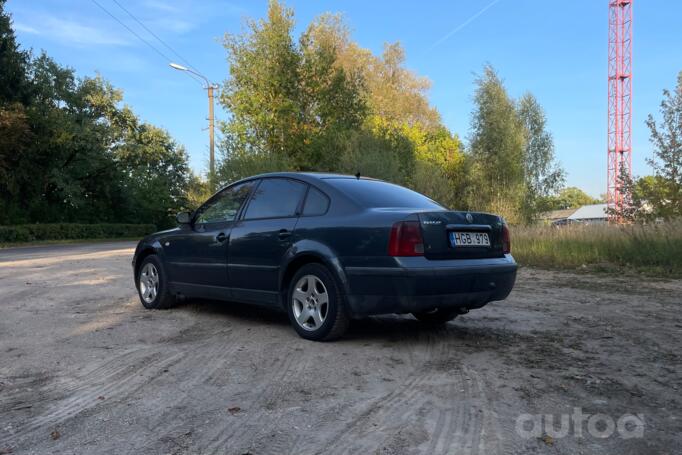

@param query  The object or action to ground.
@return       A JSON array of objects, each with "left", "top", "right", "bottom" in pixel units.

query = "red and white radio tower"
[{"left": 607, "top": 0, "right": 633, "bottom": 221}]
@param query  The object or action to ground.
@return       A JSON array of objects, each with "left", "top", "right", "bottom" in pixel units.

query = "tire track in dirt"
[
  {"left": 293, "top": 369, "right": 432, "bottom": 455},
  {"left": 466, "top": 365, "right": 503, "bottom": 455},
  {"left": 198, "top": 349, "right": 309, "bottom": 455},
  {"left": 0, "top": 348, "right": 150, "bottom": 413},
  {"left": 200, "top": 353, "right": 298, "bottom": 453},
  {"left": 426, "top": 380, "right": 459, "bottom": 454},
  {"left": 114, "top": 326, "right": 245, "bottom": 447},
  {"left": 428, "top": 362, "right": 502, "bottom": 455},
  {"left": 9, "top": 349, "right": 185, "bottom": 442},
  {"left": 314, "top": 330, "right": 460, "bottom": 455},
  {"left": 319, "top": 328, "right": 501, "bottom": 455}
]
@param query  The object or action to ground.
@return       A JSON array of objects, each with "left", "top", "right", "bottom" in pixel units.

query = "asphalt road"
[{"left": 0, "top": 241, "right": 680, "bottom": 455}]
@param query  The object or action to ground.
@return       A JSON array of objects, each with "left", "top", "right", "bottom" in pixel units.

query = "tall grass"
[{"left": 512, "top": 221, "right": 682, "bottom": 277}]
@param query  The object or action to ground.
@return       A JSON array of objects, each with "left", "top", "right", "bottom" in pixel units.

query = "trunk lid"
[{"left": 418, "top": 211, "right": 506, "bottom": 259}]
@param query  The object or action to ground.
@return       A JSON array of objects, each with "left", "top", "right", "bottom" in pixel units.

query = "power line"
[
  {"left": 89, "top": 0, "right": 202, "bottom": 85},
  {"left": 110, "top": 0, "right": 202, "bottom": 75}
]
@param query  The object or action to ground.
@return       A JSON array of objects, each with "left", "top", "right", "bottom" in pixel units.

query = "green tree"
[
  {"left": 517, "top": 93, "right": 565, "bottom": 221},
  {"left": 632, "top": 175, "right": 670, "bottom": 221},
  {"left": 362, "top": 42, "right": 440, "bottom": 129},
  {"left": 605, "top": 163, "right": 639, "bottom": 223},
  {"left": 542, "top": 187, "right": 601, "bottom": 210},
  {"left": 0, "top": 0, "right": 29, "bottom": 104},
  {"left": 186, "top": 172, "right": 213, "bottom": 211},
  {"left": 645, "top": 71, "right": 682, "bottom": 219},
  {"left": 217, "top": 1, "right": 466, "bottom": 196},
  {"left": 608, "top": 173, "right": 673, "bottom": 223},
  {"left": 0, "top": 1, "right": 191, "bottom": 228},
  {"left": 220, "top": 0, "right": 301, "bottom": 162},
  {"left": 468, "top": 65, "right": 526, "bottom": 223},
  {"left": 219, "top": 0, "right": 366, "bottom": 175}
]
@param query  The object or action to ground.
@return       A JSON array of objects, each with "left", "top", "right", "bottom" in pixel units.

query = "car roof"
[
  {"left": 240, "top": 171, "right": 380, "bottom": 183},
  {"left": 232, "top": 172, "right": 378, "bottom": 187},
  {"left": 215, "top": 172, "right": 385, "bottom": 205}
]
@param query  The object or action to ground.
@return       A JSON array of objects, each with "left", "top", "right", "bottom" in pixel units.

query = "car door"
[
  {"left": 228, "top": 178, "right": 308, "bottom": 305},
  {"left": 162, "top": 181, "right": 255, "bottom": 298}
]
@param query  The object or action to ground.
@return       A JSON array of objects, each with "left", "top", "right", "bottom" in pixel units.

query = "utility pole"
[
  {"left": 170, "top": 63, "right": 217, "bottom": 190},
  {"left": 207, "top": 84, "right": 215, "bottom": 187}
]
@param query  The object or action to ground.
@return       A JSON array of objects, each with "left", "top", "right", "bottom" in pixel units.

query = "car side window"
[
  {"left": 194, "top": 181, "right": 253, "bottom": 224},
  {"left": 302, "top": 186, "right": 330, "bottom": 216},
  {"left": 243, "top": 178, "right": 307, "bottom": 220}
]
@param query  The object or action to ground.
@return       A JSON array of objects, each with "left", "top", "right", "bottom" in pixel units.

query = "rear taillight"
[
  {"left": 388, "top": 221, "right": 424, "bottom": 256},
  {"left": 502, "top": 224, "right": 511, "bottom": 254}
]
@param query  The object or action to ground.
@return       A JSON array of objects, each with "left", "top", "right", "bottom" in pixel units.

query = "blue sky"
[{"left": 7, "top": 0, "right": 681, "bottom": 197}]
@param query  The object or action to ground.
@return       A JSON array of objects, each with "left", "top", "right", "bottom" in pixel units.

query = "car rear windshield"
[{"left": 328, "top": 178, "right": 444, "bottom": 209}]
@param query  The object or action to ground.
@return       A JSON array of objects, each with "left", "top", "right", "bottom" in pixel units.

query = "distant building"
[
  {"left": 567, "top": 203, "right": 608, "bottom": 224},
  {"left": 540, "top": 208, "right": 578, "bottom": 225},
  {"left": 539, "top": 204, "right": 608, "bottom": 226}
]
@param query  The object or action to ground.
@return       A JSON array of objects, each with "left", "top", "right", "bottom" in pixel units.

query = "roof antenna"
[{"left": 355, "top": 171, "right": 361, "bottom": 180}]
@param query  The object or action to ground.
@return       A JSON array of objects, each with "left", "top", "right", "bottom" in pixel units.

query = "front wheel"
[
  {"left": 136, "top": 255, "right": 175, "bottom": 309},
  {"left": 287, "top": 263, "right": 349, "bottom": 341},
  {"left": 412, "top": 308, "right": 459, "bottom": 324}
]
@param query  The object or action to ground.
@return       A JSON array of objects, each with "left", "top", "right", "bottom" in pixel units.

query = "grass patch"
[{"left": 512, "top": 221, "right": 682, "bottom": 277}]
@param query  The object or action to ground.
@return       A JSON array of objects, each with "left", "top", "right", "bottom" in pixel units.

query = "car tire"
[
  {"left": 136, "top": 254, "right": 175, "bottom": 310},
  {"left": 412, "top": 308, "right": 459, "bottom": 324},
  {"left": 287, "top": 263, "right": 349, "bottom": 341}
]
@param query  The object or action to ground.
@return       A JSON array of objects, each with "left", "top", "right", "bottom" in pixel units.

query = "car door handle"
[
  {"left": 216, "top": 232, "right": 228, "bottom": 243},
  {"left": 278, "top": 229, "right": 291, "bottom": 239}
]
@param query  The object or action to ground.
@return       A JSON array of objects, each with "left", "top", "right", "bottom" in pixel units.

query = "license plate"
[{"left": 449, "top": 231, "right": 490, "bottom": 247}]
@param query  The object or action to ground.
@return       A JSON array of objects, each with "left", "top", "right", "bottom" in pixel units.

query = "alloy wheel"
[
  {"left": 291, "top": 274, "right": 329, "bottom": 331},
  {"left": 139, "top": 262, "right": 159, "bottom": 304}
]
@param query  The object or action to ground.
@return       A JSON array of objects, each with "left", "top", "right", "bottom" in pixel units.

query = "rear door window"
[{"left": 244, "top": 178, "right": 307, "bottom": 220}]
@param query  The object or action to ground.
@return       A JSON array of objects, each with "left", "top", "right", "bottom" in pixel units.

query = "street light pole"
[{"left": 169, "top": 63, "right": 217, "bottom": 190}]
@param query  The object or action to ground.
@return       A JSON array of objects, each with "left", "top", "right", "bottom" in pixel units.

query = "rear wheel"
[
  {"left": 412, "top": 308, "right": 459, "bottom": 324},
  {"left": 137, "top": 255, "right": 174, "bottom": 309},
  {"left": 287, "top": 263, "right": 349, "bottom": 341}
]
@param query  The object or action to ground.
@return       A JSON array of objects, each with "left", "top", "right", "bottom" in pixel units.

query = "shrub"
[
  {"left": 512, "top": 221, "right": 682, "bottom": 276},
  {"left": 0, "top": 223, "right": 157, "bottom": 244}
]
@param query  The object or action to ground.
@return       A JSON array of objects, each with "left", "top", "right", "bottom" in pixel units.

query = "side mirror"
[{"left": 176, "top": 211, "right": 192, "bottom": 225}]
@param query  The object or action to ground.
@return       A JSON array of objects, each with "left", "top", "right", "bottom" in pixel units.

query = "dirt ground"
[{"left": 0, "top": 241, "right": 680, "bottom": 455}]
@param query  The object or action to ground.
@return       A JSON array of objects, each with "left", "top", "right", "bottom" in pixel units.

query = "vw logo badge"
[{"left": 466, "top": 213, "right": 473, "bottom": 223}]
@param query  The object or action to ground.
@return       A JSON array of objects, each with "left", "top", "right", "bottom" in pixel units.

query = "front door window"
[{"left": 194, "top": 181, "right": 254, "bottom": 226}]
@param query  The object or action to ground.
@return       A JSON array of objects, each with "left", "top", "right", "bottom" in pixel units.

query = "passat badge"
[
  {"left": 422, "top": 220, "right": 442, "bottom": 225},
  {"left": 466, "top": 213, "right": 473, "bottom": 223}
]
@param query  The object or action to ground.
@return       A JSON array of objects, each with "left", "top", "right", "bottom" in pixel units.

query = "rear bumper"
[{"left": 343, "top": 255, "right": 517, "bottom": 317}]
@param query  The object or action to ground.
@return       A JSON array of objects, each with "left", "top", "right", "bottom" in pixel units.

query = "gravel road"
[{"left": 0, "top": 241, "right": 680, "bottom": 454}]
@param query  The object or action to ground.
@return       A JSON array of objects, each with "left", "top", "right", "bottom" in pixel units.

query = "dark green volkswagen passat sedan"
[{"left": 132, "top": 173, "right": 517, "bottom": 341}]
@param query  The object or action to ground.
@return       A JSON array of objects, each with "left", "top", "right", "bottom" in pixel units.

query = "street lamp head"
[{"left": 169, "top": 62, "right": 189, "bottom": 71}]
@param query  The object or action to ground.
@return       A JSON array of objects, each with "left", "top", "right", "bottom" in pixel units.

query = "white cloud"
[
  {"left": 13, "top": 22, "right": 40, "bottom": 34},
  {"left": 142, "top": 0, "right": 182, "bottom": 14},
  {"left": 15, "top": 14, "right": 132, "bottom": 47},
  {"left": 142, "top": 0, "right": 247, "bottom": 25},
  {"left": 9, "top": 0, "right": 245, "bottom": 50},
  {"left": 44, "top": 16, "right": 132, "bottom": 46},
  {"left": 150, "top": 17, "right": 196, "bottom": 34}
]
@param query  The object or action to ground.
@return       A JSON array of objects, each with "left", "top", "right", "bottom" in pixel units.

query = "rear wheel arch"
[{"left": 279, "top": 253, "right": 348, "bottom": 309}]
